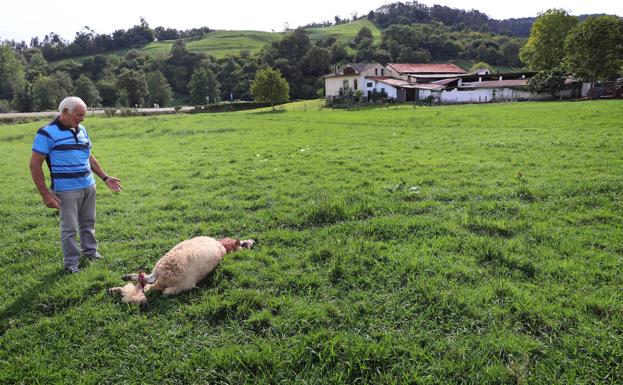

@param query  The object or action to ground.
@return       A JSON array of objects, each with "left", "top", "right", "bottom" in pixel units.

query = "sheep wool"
[{"left": 148, "top": 236, "right": 226, "bottom": 296}]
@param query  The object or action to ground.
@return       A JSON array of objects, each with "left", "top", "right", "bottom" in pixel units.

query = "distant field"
[
  {"left": 307, "top": 18, "right": 381, "bottom": 44},
  {"left": 142, "top": 30, "right": 283, "bottom": 58},
  {"left": 62, "top": 19, "right": 382, "bottom": 62},
  {"left": 1, "top": 101, "right": 621, "bottom": 384}
]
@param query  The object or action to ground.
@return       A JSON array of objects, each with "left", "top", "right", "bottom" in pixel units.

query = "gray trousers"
[{"left": 56, "top": 185, "right": 98, "bottom": 268}]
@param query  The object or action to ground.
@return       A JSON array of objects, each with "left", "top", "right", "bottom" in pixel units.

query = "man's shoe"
[
  {"left": 64, "top": 266, "right": 80, "bottom": 274},
  {"left": 85, "top": 253, "right": 103, "bottom": 260}
]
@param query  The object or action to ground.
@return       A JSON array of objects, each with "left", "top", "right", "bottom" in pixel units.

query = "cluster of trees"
[
  {"left": 523, "top": 10, "right": 623, "bottom": 95},
  {"left": 3, "top": 18, "right": 211, "bottom": 62},
  {"left": 0, "top": 37, "right": 273, "bottom": 112},
  {"left": 368, "top": 1, "right": 535, "bottom": 37},
  {"left": 377, "top": 23, "right": 523, "bottom": 66}
]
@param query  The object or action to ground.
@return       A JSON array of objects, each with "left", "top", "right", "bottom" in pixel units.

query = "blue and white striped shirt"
[{"left": 32, "top": 118, "right": 95, "bottom": 192}]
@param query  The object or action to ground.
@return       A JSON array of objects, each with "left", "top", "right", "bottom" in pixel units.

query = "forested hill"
[
  {"left": 366, "top": 2, "right": 535, "bottom": 37},
  {"left": 0, "top": 1, "right": 617, "bottom": 112},
  {"left": 2, "top": 1, "right": 542, "bottom": 61}
]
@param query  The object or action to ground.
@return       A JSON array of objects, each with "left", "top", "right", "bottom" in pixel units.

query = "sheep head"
[
  {"left": 219, "top": 238, "right": 256, "bottom": 253},
  {"left": 219, "top": 238, "right": 241, "bottom": 253}
]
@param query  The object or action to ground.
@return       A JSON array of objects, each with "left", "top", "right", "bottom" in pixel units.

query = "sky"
[{"left": 1, "top": 0, "right": 621, "bottom": 42}]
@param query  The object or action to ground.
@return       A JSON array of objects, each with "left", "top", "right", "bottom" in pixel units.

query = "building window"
[
  {"left": 375, "top": 69, "right": 378, "bottom": 76},
  {"left": 343, "top": 80, "right": 349, "bottom": 89},
  {"left": 354, "top": 80, "right": 358, "bottom": 90},
  {"left": 381, "top": 69, "right": 385, "bottom": 76},
  {"left": 367, "top": 82, "right": 373, "bottom": 87}
]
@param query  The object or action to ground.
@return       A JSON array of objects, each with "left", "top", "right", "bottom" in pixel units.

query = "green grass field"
[{"left": 1, "top": 100, "right": 622, "bottom": 384}]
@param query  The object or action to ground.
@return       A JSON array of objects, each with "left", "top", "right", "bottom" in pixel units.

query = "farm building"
[{"left": 323, "top": 62, "right": 587, "bottom": 103}]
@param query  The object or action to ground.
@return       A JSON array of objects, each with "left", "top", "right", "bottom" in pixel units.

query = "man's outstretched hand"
[{"left": 105, "top": 176, "right": 123, "bottom": 192}]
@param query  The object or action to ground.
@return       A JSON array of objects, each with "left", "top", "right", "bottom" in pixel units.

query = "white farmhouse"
[{"left": 323, "top": 63, "right": 396, "bottom": 101}]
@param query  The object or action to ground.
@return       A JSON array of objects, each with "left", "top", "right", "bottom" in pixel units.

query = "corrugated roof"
[
  {"left": 387, "top": 63, "right": 466, "bottom": 74},
  {"left": 340, "top": 62, "right": 379, "bottom": 74},
  {"left": 411, "top": 83, "right": 446, "bottom": 90},
  {"left": 432, "top": 77, "right": 460, "bottom": 85},
  {"left": 367, "top": 77, "right": 446, "bottom": 90},
  {"left": 367, "top": 76, "right": 410, "bottom": 87},
  {"left": 462, "top": 79, "right": 528, "bottom": 89}
]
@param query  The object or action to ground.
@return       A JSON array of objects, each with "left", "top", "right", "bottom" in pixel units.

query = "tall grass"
[{"left": 0, "top": 100, "right": 621, "bottom": 384}]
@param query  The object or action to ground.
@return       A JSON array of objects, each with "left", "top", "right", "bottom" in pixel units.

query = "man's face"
[{"left": 61, "top": 105, "right": 86, "bottom": 128}]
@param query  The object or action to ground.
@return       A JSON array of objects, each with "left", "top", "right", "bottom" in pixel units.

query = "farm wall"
[{"left": 418, "top": 88, "right": 573, "bottom": 104}]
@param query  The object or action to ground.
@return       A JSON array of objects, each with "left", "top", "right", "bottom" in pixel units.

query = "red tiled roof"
[{"left": 387, "top": 63, "right": 466, "bottom": 74}]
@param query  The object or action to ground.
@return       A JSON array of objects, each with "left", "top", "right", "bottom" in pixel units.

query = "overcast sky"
[{"left": 1, "top": 0, "right": 621, "bottom": 42}]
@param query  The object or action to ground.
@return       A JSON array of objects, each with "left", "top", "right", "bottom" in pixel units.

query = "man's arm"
[
  {"left": 89, "top": 155, "right": 122, "bottom": 192},
  {"left": 29, "top": 152, "right": 60, "bottom": 209}
]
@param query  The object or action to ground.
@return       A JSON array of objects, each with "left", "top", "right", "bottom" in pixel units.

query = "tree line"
[
  {"left": 1, "top": 2, "right": 621, "bottom": 112},
  {"left": 3, "top": 18, "right": 211, "bottom": 62}
]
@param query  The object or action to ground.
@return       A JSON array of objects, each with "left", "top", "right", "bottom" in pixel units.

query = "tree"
[
  {"left": 354, "top": 26, "right": 374, "bottom": 45},
  {"left": 217, "top": 58, "right": 243, "bottom": 101},
  {"left": 398, "top": 46, "right": 418, "bottom": 62},
  {"left": 116, "top": 68, "right": 148, "bottom": 107},
  {"left": 501, "top": 41, "right": 522, "bottom": 66},
  {"left": 188, "top": 67, "right": 220, "bottom": 104},
  {"left": 519, "top": 9, "right": 578, "bottom": 70},
  {"left": 146, "top": 70, "right": 172, "bottom": 106},
  {"left": 564, "top": 16, "right": 623, "bottom": 83},
  {"left": 96, "top": 77, "right": 119, "bottom": 106},
  {"left": 330, "top": 42, "right": 349, "bottom": 64},
  {"left": 74, "top": 74, "right": 102, "bottom": 106},
  {"left": 469, "top": 61, "right": 493, "bottom": 73},
  {"left": 527, "top": 70, "right": 566, "bottom": 97},
  {"left": 251, "top": 67, "right": 289, "bottom": 110},
  {"left": 51, "top": 71, "right": 73, "bottom": 97},
  {"left": 0, "top": 44, "right": 26, "bottom": 103},
  {"left": 354, "top": 38, "right": 376, "bottom": 62},
  {"left": 31, "top": 75, "right": 63, "bottom": 111},
  {"left": 81, "top": 55, "right": 110, "bottom": 81}
]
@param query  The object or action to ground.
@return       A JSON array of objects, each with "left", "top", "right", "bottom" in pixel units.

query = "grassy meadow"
[
  {"left": 64, "top": 18, "right": 383, "bottom": 62},
  {"left": 0, "top": 100, "right": 622, "bottom": 384}
]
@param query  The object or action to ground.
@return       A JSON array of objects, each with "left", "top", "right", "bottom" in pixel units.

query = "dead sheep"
[{"left": 108, "top": 236, "right": 255, "bottom": 305}]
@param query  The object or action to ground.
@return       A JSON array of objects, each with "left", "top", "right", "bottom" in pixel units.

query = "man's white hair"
[{"left": 58, "top": 96, "right": 87, "bottom": 113}]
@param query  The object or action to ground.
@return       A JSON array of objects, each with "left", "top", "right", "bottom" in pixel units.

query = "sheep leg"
[
  {"left": 162, "top": 286, "right": 185, "bottom": 296},
  {"left": 143, "top": 281, "right": 163, "bottom": 294},
  {"left": 122, "top": 272, "right": 156, "bottom": 283},
  {"left": 122, "top": 273, "right": 139, "bottom": 282},
  {"left": 107, "top": 286, "right": 124, "bottom": 295}
]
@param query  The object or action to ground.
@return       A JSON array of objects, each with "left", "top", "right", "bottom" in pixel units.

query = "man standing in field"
[{"left": 29, "top": 96, "right": 122, "bottom": 273}]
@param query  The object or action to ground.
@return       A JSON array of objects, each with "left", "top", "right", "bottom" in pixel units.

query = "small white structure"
[{"left": 323, "top": 63, "right": 393, "bottom": 101}]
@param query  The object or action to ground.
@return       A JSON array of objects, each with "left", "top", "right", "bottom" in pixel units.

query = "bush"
[
  {"left": 189, "top": 101, "right": 273, "bottom": 114},
  {"left": 0, "top": 99, "right": 12, "bottom": 113},
  {"left": 103, "top": 108, "right": 117, "bottom": 117}
]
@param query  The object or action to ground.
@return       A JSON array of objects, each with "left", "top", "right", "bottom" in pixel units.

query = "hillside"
[{"left": 64, "top": 19, "right": 382, "bottom": 62}]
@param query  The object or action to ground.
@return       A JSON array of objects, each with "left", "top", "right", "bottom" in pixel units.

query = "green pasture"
[
  {"left": 306, "top": 18, "right": 381, "bottom": 43},
  {"left": 63, "top": 19, "right": 382, "bottom": 62},
  {"left": 0, "top": 100, "right": 621, "bottom": 384},
  {"left": 142, "top": 30, "right": 283, "bottom": 59}
]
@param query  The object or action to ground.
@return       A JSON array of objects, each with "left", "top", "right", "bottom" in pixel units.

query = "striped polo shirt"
[{"left": 32, "top": 118, "right": 95, "bottom": 192}]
